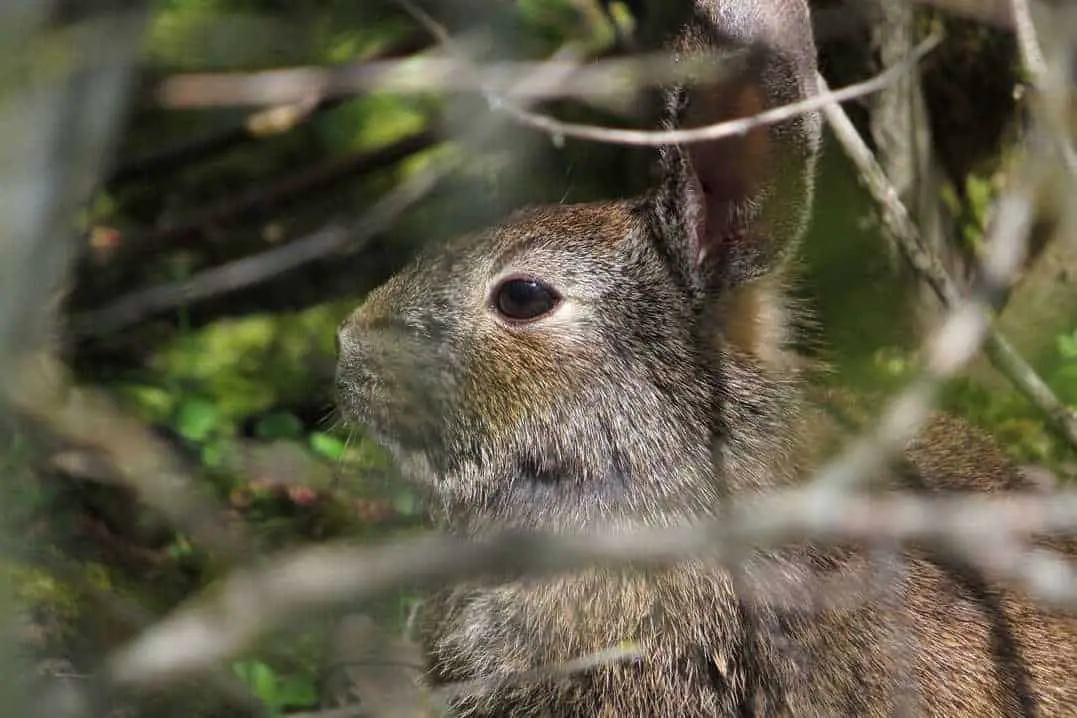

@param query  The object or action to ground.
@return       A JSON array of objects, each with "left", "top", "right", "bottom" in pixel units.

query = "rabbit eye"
[{"left": 493, "top": 278, "right": 561, "bottom": 322}]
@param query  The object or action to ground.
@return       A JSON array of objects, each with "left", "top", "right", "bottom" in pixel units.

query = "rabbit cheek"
[{"left": 465, "top": 329, "right": 591, "bottom": 432}]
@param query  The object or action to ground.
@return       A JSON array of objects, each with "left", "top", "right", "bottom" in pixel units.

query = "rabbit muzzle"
[{"left": 335, "top": 307, "right": 458, "bottom": 489}]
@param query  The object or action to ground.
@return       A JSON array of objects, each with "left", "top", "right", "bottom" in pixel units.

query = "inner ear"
[{"left": 681, "top": 77, "right": 773, "bottom": 269}]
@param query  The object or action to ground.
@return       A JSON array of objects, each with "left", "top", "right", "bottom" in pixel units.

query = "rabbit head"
[{"left": 336, "top": 0, "right": 821, "bottom": 536}]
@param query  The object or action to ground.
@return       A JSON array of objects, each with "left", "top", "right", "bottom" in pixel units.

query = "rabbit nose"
[{"left": 336, "top": 316, "right": 363, "bottom": 363}]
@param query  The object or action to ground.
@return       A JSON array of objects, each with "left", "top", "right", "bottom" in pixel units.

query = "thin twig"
[
  {"left": 911, "top": 0, "right": 1015, "bottom": 27},
  {"left": 1011, "top": 0, "right": 1049, "bottom": 84},
  {"left": 107, "top": 33, "right": 432, "bottom": 188},
  {"left": 155, "top": 51, "right": 714, "bottom": 110},
  {"left": 431, "top": 643, "right": 645, "bottom": 704},
  {"left": 494, "top": 33, "right": 942, "bottom": 147},
  {"left": 818, "top": 73, "right": 1077, "bottom": 453},
  {"left": 69, "top": 140, "right": 446, "bottom": 339},
  {"left": 1009, "top": 0, "right": 1077, "bottom": 177},
  {"left": 94, "top": 129, "right": 439, "bottom": 265},
  {"left": 5, "top": 354, "right": 255, "bottom": 563}
]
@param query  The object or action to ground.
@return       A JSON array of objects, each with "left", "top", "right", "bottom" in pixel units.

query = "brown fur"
[{"left": 335, "top": 1, "right": 1077, "bottom": 714}]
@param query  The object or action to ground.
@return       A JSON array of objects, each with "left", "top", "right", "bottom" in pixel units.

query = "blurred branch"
[
  {"left": 68, "top": 145, "right": 442, "bottom": 339},
  {"left": 106, "top": 32, "right": 433, "bottom": 189},
  {"left": 155, "top": 50, "right": 726, "bottom": 110},
  {"left": 1010, "top": 0, "right": 1077, "bottom": 177},
  {"left": 0, "top": 10, "right": 147, "bottom": 375},
  {"left": 495, "top": 33, "right": 942, "bottom": 147},
  {"left": 5, "top": 354, "right": 254, "bottom": 564},
  {"left": 94, "top": 128, "right": 440, "bottom": 267},
  {"left": 818, "top": 72, "right": 1077, "bottom": 452},
  {"left": 431, "top": 643, "right": 645, "bottom": 705},
  {"left": 911, "top": 0, "right": 1015, "bottom": 26},
  {"left": 32, "top": 556, "right": 269, "bottom": 718},
  {"left": 1011, "top": 0, "right": 1049, "bottom": 83},
  {"left": 0, "top": 4, "right": 150, "bottom": 715},
  {"left": 107, "top": 489, "right": 1077, "bottom": 688}
]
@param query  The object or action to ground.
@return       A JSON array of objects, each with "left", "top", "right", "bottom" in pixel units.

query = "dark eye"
[{"left": 493, "top": 277, "right": 561, "bottom": 322}]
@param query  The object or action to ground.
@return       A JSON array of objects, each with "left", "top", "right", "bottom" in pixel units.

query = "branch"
[
  {"left": 1009, "top": 0, "right": 1077, "bottom": 176},
  {"left": 105, "top": 32, "right": 433, "bottom": 188},
  {"left": 5, "top": 354, "right": 255, "bottom": 564},
  {"left": 911, "top": 0, "right": 1015, "bottom": 27},
  {"left": 67, "top": 143, "right": 446, "bottom": 340},
  {"left": 105, "top": 489, "right": 1077, "bottom": 687},
  {"left": 818, "top": 72, "right": 1077, "bottom": 452},
  {"left": 154, "top": 51, "right": 711, "bottom": 110},
  {"left": 93, "top": 128, "right": 440, "bottom": 267},
  {"left": 494, "top": 33, "right": 942, "bottom": 147}
]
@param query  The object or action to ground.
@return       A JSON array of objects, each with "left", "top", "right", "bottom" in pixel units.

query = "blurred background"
[{"left": 1, "top": 0, "right": 1075, "bottom": 716}]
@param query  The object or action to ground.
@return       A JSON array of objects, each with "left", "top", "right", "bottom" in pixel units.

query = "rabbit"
[{"left": 335, "top": 0, "right": 1077, "bottom": 714}]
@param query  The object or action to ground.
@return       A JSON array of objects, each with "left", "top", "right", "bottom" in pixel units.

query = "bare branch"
[
  {"left": 92, "top": 129, "right": 439, "bottom": 267},
  {"left": 1011, "top": 0, "right": 1050, "bottom": 84},
  {"left": 106, "top": 32, "right": 433, "bottom": 188},
  {"left": 5, "top": 354, "right": 254, "bottom": 563},
  {"left": 494, "top": 33, "right": 942, "bottom": 147},
  {"left": 106, "top": 489, "right": 1077, "bottom": 687},
  {"left": 155, "top": 51, "right": 710, "bottom": 111},
  {"left": 818, "top": 72, "right": 1077, "bottom": 453},
  {"left": 69, "top": 138, "right": 446, "bottom": 340},
  {"left": 70, "top": 40, "right": 607, "bottom": 339},
  {"left": 911, "top": 0, "right": 1015, "bottom": 27}
]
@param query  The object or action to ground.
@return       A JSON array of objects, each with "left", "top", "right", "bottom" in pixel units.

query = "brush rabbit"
[{"left": 336, "top": 0, "right": 1077, "bottom": 714}]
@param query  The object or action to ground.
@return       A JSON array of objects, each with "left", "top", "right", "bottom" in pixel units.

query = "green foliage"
[
  {"left": 940, "top": 325, "right": 1077, "bottom": 468},
  {"left": 141, "top": 302, "right": 343, "bottom": 423},
  {"left": 255, "top": 412, "right": 305, "bottom": 441},
  {"left": 1054, "top": 329, "right": 1077, "bottom": 406},
  {"left": 308, "top": 431, "right": 346, "bottom": 461},
  {"left": 232, "top": 659, "right": 319, "bottom": 716},
  {"left": 174, "top": 398, "right": 222, "bottom": 443}
]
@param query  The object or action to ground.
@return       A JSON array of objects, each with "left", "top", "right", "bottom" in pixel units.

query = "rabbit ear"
[{"left": 651, "top": 22, "right": 818, "bottom": 294}]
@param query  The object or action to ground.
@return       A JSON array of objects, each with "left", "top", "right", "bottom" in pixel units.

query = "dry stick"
[
  {"left": 430, "top": 643, "right": 645, "bottom": 706},
  {"left": 107, "top": 33, "right": 432, "bottom": 188},
  {"left": 6, "top": 355, "right": 254, "bottom": 564},
  {"left": 33, "top": 556, "right": 269, "bottom": 718},
  {"left": 1010, "top": 0, "right": 1077, "bottom": 177},
  {"left": 492, "top": 33, "right": 942, "bottom": 147},
  {"left": 818, "top": 73, "right": 1077, "bottom": 452},
  {"left": 1011, "top": 0, "right": 1049, "bottom": 83},
  {"left": 156, "top": 51, "right": 711, "bottom": 110},
  {"left": 106, "top": 489, "right": 1077, "bottom": 687},
  {"left": 910, "top": 0, "right": 1015, "bottom": 27},
  {"left": 95, "top": 129, "right": 439, "bottom": 266},
  {"left": 69, "top": 138, "right": 448, "bottom": 339}
]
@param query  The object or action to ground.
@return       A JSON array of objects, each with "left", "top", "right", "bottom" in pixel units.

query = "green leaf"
[
  {"left": 309, "top": 431, "right": 346, "bottom": 461},
  {"left": 174, "top": 398, "right": 220, "bottom": 443},
  {"left": 200, "top": 439, "right": 233, "bottom": 469},
  {"left": 233, "top": 660, "right": 280, "bottom": 709},
  {"left": 254, "top": 411, "right": 304, "bottom": 441},
  {"left": 275, "top": 675, "right": 318, "bottom": 707},
  {"left": 1056, "top": 331, "right": 1077, "bottom": 360}
]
